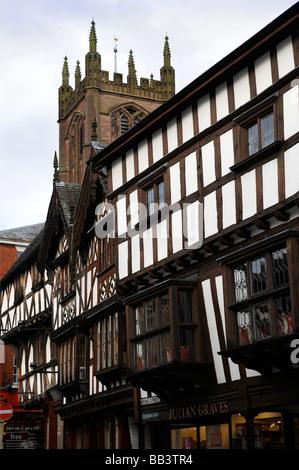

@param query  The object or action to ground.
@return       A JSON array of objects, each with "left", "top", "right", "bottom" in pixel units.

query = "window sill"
[{"left": 230, "top": 140, "right": 283, "bottom": 172}]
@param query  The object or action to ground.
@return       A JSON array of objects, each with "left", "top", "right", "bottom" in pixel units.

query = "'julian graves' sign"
[{"left": 168, "top": 401, "right": 229, "bottom": 420}]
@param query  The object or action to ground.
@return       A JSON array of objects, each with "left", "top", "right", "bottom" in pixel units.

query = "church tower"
[{"left": 58, "top": 21, "right": 175, "bottom": 184}]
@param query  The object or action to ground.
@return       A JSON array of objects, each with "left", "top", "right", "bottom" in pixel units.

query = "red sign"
[{"left": 0, "top": 403, "right": 13, "bottom": 421}]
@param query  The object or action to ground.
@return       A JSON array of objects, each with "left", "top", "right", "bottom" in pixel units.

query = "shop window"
[
  {"left": 231, "top": 412, "right": 284, "bottom": 449},
  {"left": 232, "top": 246, "right": 293, "bottom": 346}
]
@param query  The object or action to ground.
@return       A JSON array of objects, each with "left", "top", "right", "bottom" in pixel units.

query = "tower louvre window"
[{"left": 121, "top": 114, "right": 130, "bottom": 134}]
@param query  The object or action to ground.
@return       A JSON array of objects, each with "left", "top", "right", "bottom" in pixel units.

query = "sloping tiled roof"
[
  {"left": 0, "top": 226, "right": 44, "bottom": 285},
  {"left": 0, "top": 223, "right": 45, "bottom": 242},
  {"left": 55, "top": 182, "right": 82, "bottom": 227}
]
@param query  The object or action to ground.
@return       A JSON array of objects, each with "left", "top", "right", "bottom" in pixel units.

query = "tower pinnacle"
[
  {"left": 62, "top": 56, "right": 70, "bottom": 86},
  {"left": 89, "top": 20, "right": 97, "bottom": 53}
]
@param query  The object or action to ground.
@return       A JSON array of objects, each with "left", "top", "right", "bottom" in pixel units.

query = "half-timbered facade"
[
  {"left": 88, "top": 4, "right": 299, "bottom": 449},
  {"left": 1, "top": 4, "right": 298, "bottom": 450}
]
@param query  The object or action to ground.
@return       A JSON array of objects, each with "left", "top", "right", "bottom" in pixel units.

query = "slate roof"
[
  {"left": 55, "top": 182, "right": 82, "bottom": 227},
  {"left": 0, "top": 223, "right": 45, "bottom": 242},
  {"left": 0, "top": 226, "right": 44, "bottom": 285}
]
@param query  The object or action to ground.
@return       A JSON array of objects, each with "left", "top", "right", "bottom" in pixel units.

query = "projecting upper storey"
[{"left": 90, "top": 4, "right": 299, "bottom": 289}]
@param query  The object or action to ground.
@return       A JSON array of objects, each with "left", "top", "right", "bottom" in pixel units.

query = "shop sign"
[
  {"left": 168, "top": 400, "right": 229, "bottom": 420},
  {"left": 5, "top": 423, "right": 44, "bottom": 449},
  {"left": 140, "top": 396, "right": 160, "bottom": 405},
  {"left": 142, "top": 412, "right": 160, "bottom": 420}
]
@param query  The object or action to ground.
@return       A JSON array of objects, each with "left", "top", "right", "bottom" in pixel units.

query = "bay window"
[
  {"left": 131, "top": 283, "right": 197, "bottom": 372},
  {"left": 231, "top": 246, "right": 294, "bottom": 346},
  {"left": 96, "top": 313, "right": 119, "bottom": 371}
]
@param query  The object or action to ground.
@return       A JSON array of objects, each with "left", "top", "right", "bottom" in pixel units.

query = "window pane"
[
  {"left": 272, "top": 248, "right": 289, "bottom": 289},
  {"left": 251, "top": 257, "right": 267, "bottom": 295},
  {"left": 180, "top": 330, "right": 194, "bottom": 361},
  {"left": 146, "top": 187, "right": 155, "bottom": 216},
  {"left": 102, "top": 318, "right": 107, "bottom": 368},
  {"left": 135, "top": 305, "right": 145, "bottom": 335},
  {"left": 158, "top": 181, "right": 165, "bottom": 208},
  {"left": 178, "top": 291, "right": 192, "bottom": 322},
  {"left": 161, "top": 333, "right": 172, "bottom": 364},
  {"left": 234, "top": 264, "right": 248, "bottom": 302},
  {"left": 147, "top": 336, "right": 159, "bottom": 368},
  {"left": 261, "top": 113, "right": 274, "bottom": 149},
  {"left": 145, "top": 299, "right": 157, "bottom": 330},
  {"left": 248, "top": 123, "right": 258, "bottom": 156},
  {"left": 276, "top": 295, "right": 293, "bottom": 336},
  {"left": 161, "top": 294, "right": 170, "bottom": 325},
  {"left": 114, "top": 313, "right": 119, "bottom": 366},
  {"left": 135, "top": 342, "right": 145, "bottom": 370},
  {"left": 79, "top": 336, "right": 86, "bottom": 379},
  {"left": 108, "top": 316, "right": 112, "bottom": 367},
  {"left": 253, "top": 302, "right": 271, "bottom": 340},
  {"left": 237, "top": 310, "right": 252, "bottom": 345}
]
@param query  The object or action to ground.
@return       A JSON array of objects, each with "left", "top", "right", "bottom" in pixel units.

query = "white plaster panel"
[
  {"left": 202, "top": 279, "right": 226, "bottom": 384},
  {"left": 215, "top": 82, "right": 229, "bottom": 121},
  {"left": 166, "top": 118, "right": 178, "bottom": 153},
  {"left": 186, "top": 201, "right": 202, "bottom": 248},
  {"left": 204, "top": 191, "right": 218, "bottom": 238},
  {"left": 157, "top": 220, "right": 168, "bottom": 261},
  {"left": 262, "top": 159, "right": 278, "bottom": 209},
  {"left": 152, "top": 128, "right": 164, "bottom": 163},
  {"left": 131, "top": 235, "right": 140, "bottom": 273},
  {"left": 143, "top": 228, "right": 153, "bottom": 268},
  {"left": 283, "top": 85, "right": 299, "bottom": 140},
  {"left": 111, "top": 156, "right": 123, "bottom": 191},
  {"left": 284, "top": 143, "right": 299, "bottom": 198},
  {"left": 277, "top": 36, "right": 295, "bottom": 78},
  {"left": 170, "top": 162, "right": 181, "bottom": 204},
  {"left": 254, "top": 52, "right": 272, "bottom": 94},
  {"left": 129, "top": 190, "right": 139, "bottom": 227},
  {"left": 222, "top": 180, "right": 236, "bottom": 229},
  {"left": 185, "top": 151, "right": 198, "bottom": 196},
  {"left": 197, "top": 94, "right": 211, "bottom": 132},
  {"left": 181, "top": 106, "right": 194, "bottom": 143},
  {"left": 125, "top": 149, "right": 135, "bottom": 182},
  {"left": 1, "top": 293, "right": 7, "bottom": 313},
  {"left": 220, "top": 129, "right": 234, "bottom": 176},
  {"left": 215, "top": 275, "right": 241, "bottom": 381},
  {"left": 116, "top": 196, "right": 127, "bottom": 236},
  {"left": 138, "top": 139, "right": 149, "bottom": 173},
  {"left": 171, "top": 209, "right": 183, "bottom": 253},
  {"left": 201, "top": 140, "right": 215, "bottom": 186},
  {"left": 118, "top": 241, "right": 128, "bottom": 279},
  {"left": 233, "top": 67, "right": 251, "bottom": 109},
  {"left": 241, "top": 169, "right": 257, "bottom": 219}
]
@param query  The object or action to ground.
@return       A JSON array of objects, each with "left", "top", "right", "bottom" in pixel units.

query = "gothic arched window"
[{"left": 110, "top": 104, "right": 148, "bottom": 140}]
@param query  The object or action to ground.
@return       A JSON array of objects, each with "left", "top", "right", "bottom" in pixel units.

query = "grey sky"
[{"left": 0, "top": 0, "right": 296, "bottom": 230}]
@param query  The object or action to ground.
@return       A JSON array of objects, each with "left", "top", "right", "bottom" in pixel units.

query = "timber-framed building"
[{"left": 1, "top": 4, "right": 299, "bottom": 449}]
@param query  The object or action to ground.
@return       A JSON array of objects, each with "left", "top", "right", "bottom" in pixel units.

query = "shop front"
[{"left": 142, "top": 399, "right": 299, "bottom": 450}]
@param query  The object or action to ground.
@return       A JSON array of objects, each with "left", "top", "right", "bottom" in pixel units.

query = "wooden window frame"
[
  {"left": 233, "top": 92, "right": 280, "bottom": 171},
  {"left": 95, "top": 312, "right": 120, "bottom": 373},
  {"left": 128, "top": 281, "right": 198, "bottom": 371},
  {"left": 222, "top": 234, "right": 299, "bottom": 348}
]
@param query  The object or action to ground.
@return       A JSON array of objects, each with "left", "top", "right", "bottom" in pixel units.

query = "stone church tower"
[{"left": 57, "top": 21, "right": 175, "bottom": 184}]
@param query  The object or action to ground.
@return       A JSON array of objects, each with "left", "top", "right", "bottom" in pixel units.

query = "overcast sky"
[{"left": 0, "top": 0, "right": 296, "bottom": 231}]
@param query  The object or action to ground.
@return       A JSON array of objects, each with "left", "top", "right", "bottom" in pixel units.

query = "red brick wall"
[{"left": 0, "top": 243, "right": 18, "bottom": 279}]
